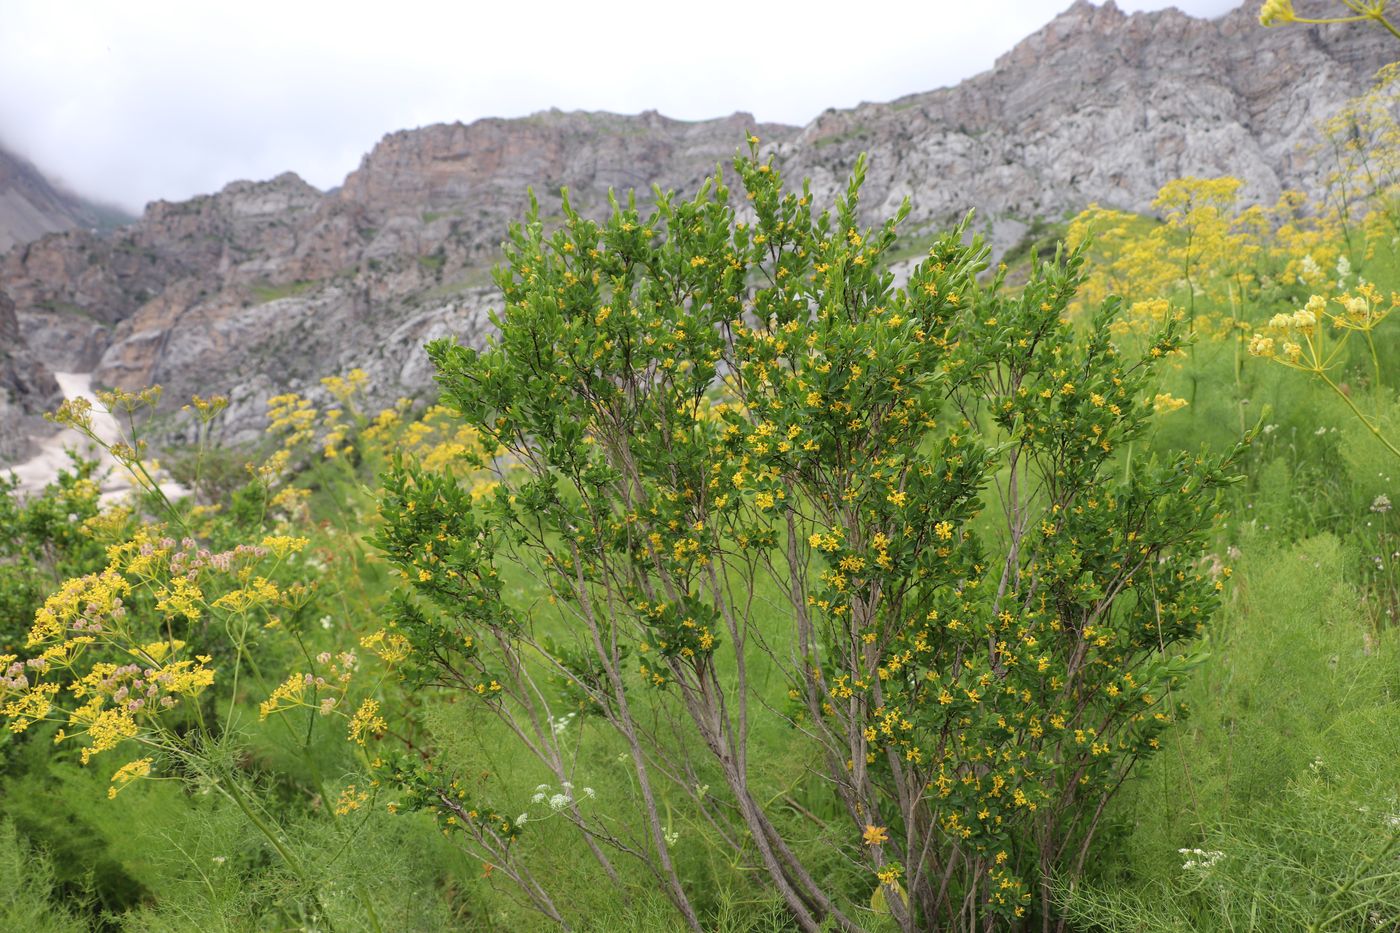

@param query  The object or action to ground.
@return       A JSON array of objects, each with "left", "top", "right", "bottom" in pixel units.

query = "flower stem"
[{"left": 1320, "top": 373, "right": 1400, "bottom": 461}]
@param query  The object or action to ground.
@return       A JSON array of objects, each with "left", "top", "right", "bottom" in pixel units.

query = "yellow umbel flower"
[
  {"left": 334, "top": 783, "right": 371, "bottom": 815},
  {"left": 360, "top": 629, "right": 412, "bottom": 664},
  {"left": 260, "top": 672, "right": 308, "bottom": 720},
  {"left": 1259, "top": 0, "right": 1295, "bottom": 25},
  {"left": 348, "top": 699, "right": 387, "bottom": 745},
  {"left": 261, "top": 535, "right": 309, "bottom": 559},
  {"left": 108, "top": 757, "right": 153, "bottom": 798},
  {"left": 1247, "top": 334, "right": 1276, "bottom": 358}
]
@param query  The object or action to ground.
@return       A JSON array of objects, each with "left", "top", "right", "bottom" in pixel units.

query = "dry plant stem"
[
  {"left": 427, "top": 523, "right": 647, "bottom": 909},
  {"left": 700, "top": 557, "right": 864, "bottom": 931},
  {"left": 490, "top": 640, "right": 640, "bottom": 888},
  {"left": 779, "top": 504, "right": 913, "bottom": 927},
  {"left": 605, "top": 430, "right": 858, "bottom": 930},
  {"left": 495, "top": 638, "right": 626, "bottom": 888},
  {"left": 438, "top": 794, "right": 571, "bottom": 928},
  {"left": 566, "top": 542, "right": 705, "bottom": 933}
]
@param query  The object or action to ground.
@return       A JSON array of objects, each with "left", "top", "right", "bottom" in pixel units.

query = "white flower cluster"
[
  {"left": 523, "top": 780, "right": 598, "bottom": 823},
  {"left": 1179, "top": 848, "right": 1225, "bottom": 872},
  {"left": 1298, "top": 254, "right": 1320, "bottom": 285}
]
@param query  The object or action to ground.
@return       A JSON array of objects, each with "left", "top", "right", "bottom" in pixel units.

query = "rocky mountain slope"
[
  {"left": 1, "top": 0, "right": 1394, "bottom": 453},
  {"left": 0, "top": 142, "right": 131, "bottom": 255},
  {"left": 779, "top": 0, "right": 1393, "bottom": 254}
]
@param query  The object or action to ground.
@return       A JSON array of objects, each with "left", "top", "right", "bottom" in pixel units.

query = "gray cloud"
[{"left": 0, "top": 0, "right": 1242, "bottom": 212}]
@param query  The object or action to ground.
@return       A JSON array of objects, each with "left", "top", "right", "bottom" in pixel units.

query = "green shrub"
[{"left": 372, "top": 140, "right": 1245, "bottom": 931}]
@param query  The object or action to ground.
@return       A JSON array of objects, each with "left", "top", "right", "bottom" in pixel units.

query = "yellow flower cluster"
[
  {"left": 321, "top": 368, "right": 369, "bottom": 404},
  {"left": 27, "top": 570, "right": 130, "bottom": 647},
  {"left": 360, "top": 629, "right": 412, "bottom": 664},
  {"left": 96, "top": 385, "right": 164, "bottom": 415},
  {"left": 1248, "top": 287, "right": 1396, "bottom": 374},
  {"left": 1258, "top": 0, "right": 1294, "bottom": 25},
  {"left": 0, "top": 513, "right": 322, "bottom": 773},
  {"left": 108, "top": 757, "right": 153, "bottom": 798},
  {"left": 1152, "top": 393, "right": 1189, "bottom": 414},
  {"left": 184, "top": 393, "right": 229, "bottom": 423},
  {"left": 267, "top": 393, "right": 318, "bottom": 449},
  {"left": 334, "top": 783, "right": 371, "bottom": 815},
  {"left": 259, "top": 651, "right": 358, "bottom": 720},
  {"left": 348, "top": 698, "right": 387, "bottom": 746},
  {"left": 261, "top": 535, "right": 309, "bottom": 559}
]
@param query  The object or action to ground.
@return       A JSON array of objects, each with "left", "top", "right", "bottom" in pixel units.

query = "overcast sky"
[{"left": 0, "top": 0, "right": 1241, "bottom": 213}]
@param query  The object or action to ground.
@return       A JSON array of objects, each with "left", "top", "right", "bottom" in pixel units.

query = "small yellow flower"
[
  {"left": 108, "top": 757, "right": 153, "bottom": 799},
  {"left": 1152, "top": 393, "right": 1188, "bottom": 414},
  {"left": 863, "top": 824, "right": 889, "bottom": 846}
]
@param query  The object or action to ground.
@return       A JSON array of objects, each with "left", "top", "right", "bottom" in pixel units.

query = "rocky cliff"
[
  {"left": 0, "top": 289, "right": 60, "bottom": 461},
  {"left": 0, "top": 0, "right": 1394, "bottom": 452},
  {"left": 779, "top": 0, "right": 1392, "bottom": 251}
]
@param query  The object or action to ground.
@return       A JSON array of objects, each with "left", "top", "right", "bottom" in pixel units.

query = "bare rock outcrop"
[
  {"left": 778, "top": 0, "right": 1395, "bottom": 253},
  {"left": 0, "top": 290, "right": 60, "bottom": 461}
]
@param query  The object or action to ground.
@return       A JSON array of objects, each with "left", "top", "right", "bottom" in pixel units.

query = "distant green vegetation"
[
  {"left": 999, "top": 216, "right": 1072, "bottom": 276},
  {"left": 250, "top": 279, "right": 315, "bottom": 303},
  {"left": 33, "top": 299, "right": 99, "bottom": 321},
  {"left": 811, "top": 122, "right": 872, "bottom": 149}
]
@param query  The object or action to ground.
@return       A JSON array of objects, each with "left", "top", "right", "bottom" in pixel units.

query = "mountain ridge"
[
  {"left": 1, "top": 1, "right": 1394, "bottom": 458},
  {"left": 0, "top": 142, "right": 134, "bottom": 255}
]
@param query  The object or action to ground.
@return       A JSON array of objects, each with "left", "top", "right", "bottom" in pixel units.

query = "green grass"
[
  {"left": 34, "top": 299, "right": 100, "bottom": 321},
  {"left": 1058, "top": 534, "right": 1400, "bottom": 931},
  {"left": 250, "top": 279, "right": 316, "bottom": 303}
]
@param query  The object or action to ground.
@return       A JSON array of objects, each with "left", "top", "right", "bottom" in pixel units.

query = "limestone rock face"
[
  {"left": 0, "top": 290, "right": 60, "bottom": 461},
  {"left": 335, "top": 111, "right": 795, "bottom": 254},
  {"left": 0, "top": 1, "right": 1393, "bottom": 452},
  {"left": 777, "top": 0, "right": 1395, "bottom": 254}
]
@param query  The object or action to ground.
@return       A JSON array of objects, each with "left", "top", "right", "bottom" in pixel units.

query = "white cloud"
[{"left": 0, "top": 0, "right": 1243, "bottom": 211}]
